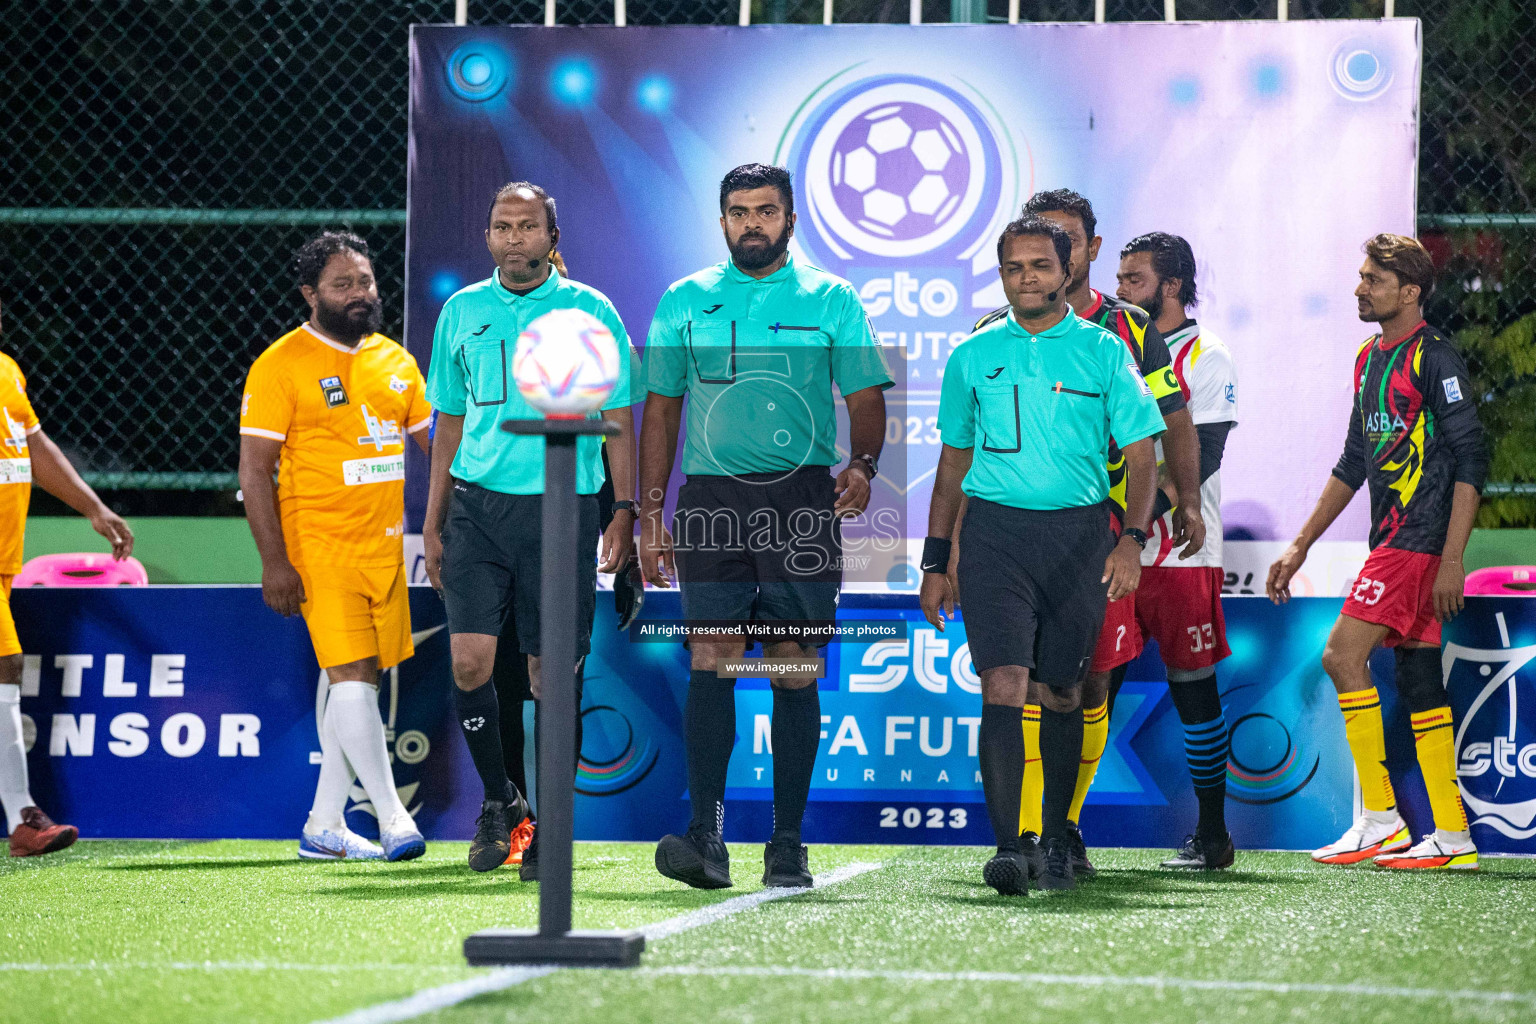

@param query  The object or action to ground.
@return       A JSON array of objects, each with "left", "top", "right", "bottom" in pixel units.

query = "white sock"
[
  {"left": 0, "top": 684, "right": 36, "bottom": 835},
  {"left": 304, "top": 689, "right": 353, "bottom": 835},
  {"left": 327, "top": 681, "right": 411, "bottom": 831},
  {"left": 1437, "top": 827, "right": 1472, "bottom": 846},
  {"left": 1364, "top": 807, "right": 1400, "bottom": 825},
  {"left": 1, "top": 685, "right": 36, "bottom": 835}
]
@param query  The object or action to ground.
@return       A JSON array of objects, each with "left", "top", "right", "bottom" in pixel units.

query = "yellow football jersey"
[
  {"left": 240, "top": 324, "right": 431, "bottom": 568},
  {"left": 0, "top": 352, "right": 41, "bottom": 575}
]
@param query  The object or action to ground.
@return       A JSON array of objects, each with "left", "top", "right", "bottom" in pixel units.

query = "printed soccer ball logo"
[
  {"left": 513, "top": 308, "right": 621, "bottom": 416},
  {"left": 800, "top": 79, "right": 995, "bottom": 260},
  {"left": 831, "top": 103, "right": 969, "bottom": 243}
]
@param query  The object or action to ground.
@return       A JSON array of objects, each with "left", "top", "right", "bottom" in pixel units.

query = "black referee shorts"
[
  {"left": 957, "top": 498, "right": 1113, "bottom": 686},
  {"left": 439, "top": 479, "right": 600, "bottom": 657},
  {"left": 673, "top": 467, "right": 842, "bottom": 636}
]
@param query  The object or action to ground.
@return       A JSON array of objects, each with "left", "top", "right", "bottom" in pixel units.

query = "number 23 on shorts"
[{"left": 1352, "top": 575, "right": 1386, "bottom": 606}]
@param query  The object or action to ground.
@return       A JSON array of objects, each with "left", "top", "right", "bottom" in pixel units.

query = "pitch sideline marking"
[
  {"left": 0, "top": 962, "right": 469, "bottom": 973},
  {"left": 639, "top": 965, "right": 1536, "bottom": 1006},
  {"left": 306, "top": 860, "right": 884, "bottom": 1024},
  {"left": 8, "top": 958, "right": 1532, "bottom": 1007}
]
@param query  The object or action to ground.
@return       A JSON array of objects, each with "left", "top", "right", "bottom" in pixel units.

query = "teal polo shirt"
[
  {"left": 644, "top": 255, "right": 894, "bottom": 476},
  {"left": 937, "top": 309, "right": 1164, "bottom": 509},
  {"left": 426, "top": 270, "right": 635, "bottom": 494}
]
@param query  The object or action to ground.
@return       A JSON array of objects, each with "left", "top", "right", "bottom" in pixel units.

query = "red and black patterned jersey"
[
  {"left": 1331, "top": 321, "right": 1487, "bottom": 552},
  {"left": 973, "top": 290, "right": 1184, "bottom": 510}
]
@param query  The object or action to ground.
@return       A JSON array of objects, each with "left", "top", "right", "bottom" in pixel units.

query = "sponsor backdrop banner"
[
  {"left": 16, "top": 589, "right": 1535, "bottom": 853},
  {"left": 405, "top": 22, "right": 1419, "bottom": 563}
]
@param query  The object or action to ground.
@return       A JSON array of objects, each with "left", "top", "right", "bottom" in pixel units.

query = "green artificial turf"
[{"left": 4, "top": 841, "right": 1535, "bottom": 1024}]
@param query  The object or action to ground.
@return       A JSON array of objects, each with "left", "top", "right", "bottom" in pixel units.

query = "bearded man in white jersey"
[{"left": 1114, "top": 232, "right": 1240, "bottom": 870}]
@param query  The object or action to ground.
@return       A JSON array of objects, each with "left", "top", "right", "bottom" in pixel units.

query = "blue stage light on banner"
[
  {"left": 445, "top": 42, "right": 513, "bottom": 102},
  {"left": 1252, "top": 60, "right": 1287, "bottom": 98},
  {"left": 551, "top": 58, "right": 598, "bottom": 107},
  {"left": 1169, "top": 77, "right": 1200, "bottom": 106},
  {"left": 635, "top": 74, "right": 673, "bottom": 114},
  {"left": 430, "top": 271, "right": 461, "bottom": 303},
  {"left": 1331, "top": 38, "right": 1393, "bottom": 101}
]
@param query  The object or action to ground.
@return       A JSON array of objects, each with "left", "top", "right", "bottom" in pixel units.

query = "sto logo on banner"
[{"left": 1445, "top": 614, "right": 1536, "bottom": 840}]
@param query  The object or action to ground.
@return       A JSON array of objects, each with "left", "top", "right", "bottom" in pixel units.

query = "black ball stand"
[{"left": 463, "top": 416, "right": 644, "bottom": 968}]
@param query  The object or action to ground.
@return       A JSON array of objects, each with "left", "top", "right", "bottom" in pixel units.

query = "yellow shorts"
[
  {"left": 296, "top": 563, "right": 414, "bottom": 671},
  {"left": 0, "top": 577, "right": 17, "bottom": 658}
]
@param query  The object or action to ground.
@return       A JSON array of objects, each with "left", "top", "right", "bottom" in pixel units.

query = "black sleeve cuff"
[{"left": 1331, "top": 465, "right": 1365, "bottom": 491}]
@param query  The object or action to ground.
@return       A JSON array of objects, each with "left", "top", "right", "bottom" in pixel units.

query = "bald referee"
[{"left": 922, "top": 216, "right": 1162, "bottom": 894}]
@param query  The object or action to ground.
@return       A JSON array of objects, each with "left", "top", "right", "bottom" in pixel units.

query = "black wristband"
[
  {"left": 921, "top": 537, "right": 952, "bottom": 573},
  {"left": 1121, "top": 527, "right": 1149, "bottom": 550},
  {"left": 1152, "top": 489, "right": 1175, "bottom": 521}
]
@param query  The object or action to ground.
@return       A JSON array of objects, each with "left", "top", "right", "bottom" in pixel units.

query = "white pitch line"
[
  {"left": 0, "top": 962, "right": 467, "bottom": 973},
  {"left": 636, "top": 965, "right": 1536, "bottom": 1005},
  {"left": 640, "top": 860, "right": 878, "bottom": 941},
  {"left": 316, "top": 966, "right": 560, "bottom": 1024},
  {"left": 307, "top": 860, "right": 883, "bottom": 1024}
]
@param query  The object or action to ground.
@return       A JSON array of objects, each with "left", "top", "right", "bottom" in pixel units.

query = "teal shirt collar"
[
  {"left": 723, "top": 252, "right": 796, "bottom": 285},
  {"left": 488, "top": 267, "right": 560, "bottom": 305},
  {"left": 1003, "top": 307, "right": 1077, "bottom": 340}
]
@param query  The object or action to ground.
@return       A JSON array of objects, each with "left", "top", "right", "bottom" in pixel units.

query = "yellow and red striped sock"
[
  {"left": 1068, "top": 701, "right": 1110, "bottom": 824},
  {"left": 1411, "top": 707, "right": 1467, "bottom": 832},
  {"left": 1339, "top": 688, "right": 1396, "bottom": 813},
  {"left": 1018, "top": 705, "right": 1042, "bottom": 837}
]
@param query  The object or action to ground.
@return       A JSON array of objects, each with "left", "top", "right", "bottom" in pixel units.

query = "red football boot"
[{"left": 9, "top": 807, "right": 78, "bottom": 857}]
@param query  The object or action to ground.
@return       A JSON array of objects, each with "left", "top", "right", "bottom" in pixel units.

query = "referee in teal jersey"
[
  {"left": 640, "top": 164, "right": 893, "bottom": 891},
  {"left": 922, "top": 216, "right": 1162, "bottom": 895},
  {"left": 423, "top": 182, "right": 638, "bottom": 875}
]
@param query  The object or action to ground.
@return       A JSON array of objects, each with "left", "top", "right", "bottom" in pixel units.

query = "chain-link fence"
[
  {"left": 1407, "top": 0, "right": 1536, "bottom": 525},
  {"left": 1, "top": 0, "right": 1531, "bottom": 518}
]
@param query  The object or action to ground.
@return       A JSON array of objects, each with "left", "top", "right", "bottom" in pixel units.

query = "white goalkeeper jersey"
[{"left": 1144, "top": 321, "right": 1239, "bottom": 569}]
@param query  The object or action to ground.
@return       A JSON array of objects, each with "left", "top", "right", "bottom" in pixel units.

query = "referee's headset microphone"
[{"left": 1046, "top": 270, "right": 1068, "bottom": 304}]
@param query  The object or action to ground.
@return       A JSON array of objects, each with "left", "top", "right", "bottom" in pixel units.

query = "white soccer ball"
[
  {"left": 832, "top": 107, "right": 964, "bottom": 239},
  {"left": 512, "top": 308, "right": 620, "bottom": 416}
]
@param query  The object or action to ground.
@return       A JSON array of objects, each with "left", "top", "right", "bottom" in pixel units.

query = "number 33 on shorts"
[{"left": 1186, "top": 622, "right": 1216, "bottom": 653}]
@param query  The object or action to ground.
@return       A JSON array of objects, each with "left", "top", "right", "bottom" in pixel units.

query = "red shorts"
[
  {"left": 1136, "top": 566, "right": 1230, "bottom": 671},
  {"left": 1342, "top": 546, "right": 1442, "bottom": 647},
  {"left": 1091, "top": 592, "right": 1143, "bottom": 673},
  {"left": 1091, "top": 508, "right": 1142, "bottom": 673}
]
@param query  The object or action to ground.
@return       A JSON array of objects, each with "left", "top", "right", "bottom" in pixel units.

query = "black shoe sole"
[
  {"left": 1071, "top": 859, "right": 1097, "bottom": 879},
  {"left": 762, "top": 871, "right": 813, "bottom": 888},
  {"left": 1162, "top": 839, "right": 1236, "bottom": 871},
  {"left": 655, "top": 836, "right": 732, "bottom": 889},
  {"left": 983, "top": 855, "right": 1029, "bottom": 896},
  {"left": 468, "top": 845, "right": 511, "bottom": 873},
  {"left": 519, "top": 862, "right": 538, "bottom": 882},
  {"left": 1039, "top": 870, "right": 1076, "bottom": 891}
]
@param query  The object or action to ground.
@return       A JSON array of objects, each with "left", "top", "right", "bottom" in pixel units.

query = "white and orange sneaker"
[
  {"left": 1373, "top": 831, "right": 1478, "bottom": 870},
  {"left": 1312, "top": 812, "right": 1411, "bottom": 865}
]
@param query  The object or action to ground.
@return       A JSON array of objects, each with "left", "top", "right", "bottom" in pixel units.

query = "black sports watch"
[
  {"left": 850, "top": 453, "right": 878, "bottom": 480},
  {"left": 611, "top": 500, "right": 640, "bottom": 516},
  {"left": 1121, "top": 526, "right": 1149, "bottom": 550}
]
